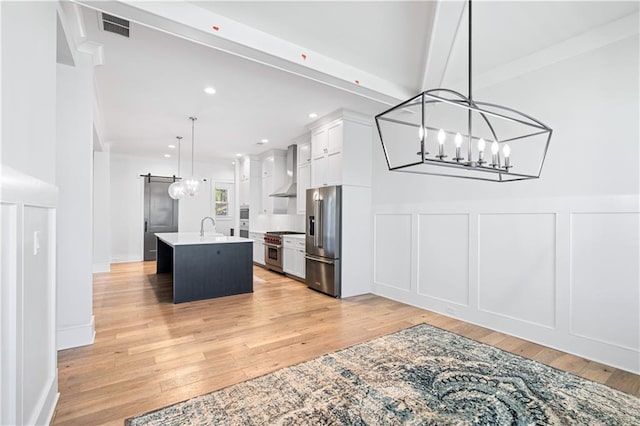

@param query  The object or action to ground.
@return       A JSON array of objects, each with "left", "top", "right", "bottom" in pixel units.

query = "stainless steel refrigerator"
[{"left": 305, "top": 185, "right": 341, "bottom": 297}]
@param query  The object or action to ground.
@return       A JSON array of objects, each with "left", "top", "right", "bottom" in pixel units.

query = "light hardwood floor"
[{"left": 53, "top": 261, "right": 640, "bottom": 425}]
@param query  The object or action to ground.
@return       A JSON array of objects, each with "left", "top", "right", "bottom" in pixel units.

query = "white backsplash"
[{"left": 252, "top": 214, "right": 305, "bottom": 233}]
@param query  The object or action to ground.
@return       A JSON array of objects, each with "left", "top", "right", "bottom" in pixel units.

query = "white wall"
[
  {"left": 1, "top": 2, "right": 60, "bottom": 424},
  {"left": 109, "top": 153, "right": 234, "bottom": 262},
  {"left": 92, "top": 145, "right": 111, "bottom": 272},
  {"left": 56, "top": 54, "right": 95, "bottom": 350},
  {"left": 371, "top": 35, "right": 640, "bottom": 373},
  {"left": 1, "top": 4, "right": 57, "bottom": 184}
]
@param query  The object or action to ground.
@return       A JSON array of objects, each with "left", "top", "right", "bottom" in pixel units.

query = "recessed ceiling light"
[
  {"left": 260, "top": 139, "right": 269, "bottom": 144},
  {"left": 168, "top": 144, "right": 176, "bottom": 149},
  {"left": 204, "top": 87, "right": 216, "bottom": 95},
  {"left": 231, "top": 161, "right": 235, "bottom": 165},
  {"left": 308, "top": 113, "right": 318, "bottom": 118},
  {"left": 235, "top": 153, "right": 243, "bottom": 157},
  {"left": 164, "top": 154, "right": 171, "bottom": 158}
]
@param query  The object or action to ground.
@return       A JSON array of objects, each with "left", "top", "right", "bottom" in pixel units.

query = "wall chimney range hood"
[{"left": 270, "top": 145, "right": 297, "bottom": 198}]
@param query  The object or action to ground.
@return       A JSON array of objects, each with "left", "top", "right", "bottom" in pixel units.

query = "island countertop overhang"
[{"left": 155, "top": 232, "right": 253, "bottom": 247}]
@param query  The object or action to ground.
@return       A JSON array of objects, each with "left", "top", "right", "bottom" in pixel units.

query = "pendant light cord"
[
  {"left": 467, "top": 0, "right": 473, "bottom": 162},
  {"left": 468, "top": 0, "right": 472, "bottom": 101},
  {"left": 176, "top": 136, "right": 182, "bottom": 177},
  {"left": 189, "top": 116, "right": 197, "bottom": 176}
]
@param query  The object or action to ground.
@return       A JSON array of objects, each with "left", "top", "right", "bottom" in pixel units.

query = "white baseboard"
[
  {"left": 57, "top": 315, "right": 95, "bottom": 350},
  {"left": 92, "top": 262, "right": 111, "bottom": 273},
  {"left": 33, "top": 375, "right": 59, "bottom": 426}
]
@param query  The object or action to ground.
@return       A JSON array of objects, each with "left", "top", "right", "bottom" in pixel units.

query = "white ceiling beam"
[
  {"left": 420, "top": 0, "right": 466, "bottom": 92},
  {"left": 74, "top": 0, "right": 413, "bottom": 107},
  {"left": 455, "top": 12, "right": 640, "bottom": 92}
]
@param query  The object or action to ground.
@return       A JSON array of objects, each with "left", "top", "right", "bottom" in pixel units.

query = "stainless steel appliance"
[
  {"left": 239, "top": 207, "right": 249, "bottom": 238},
  {"left": 305, "top": 185, "right": 341, "bottom": 297},
  {"left": 270, "top": 144, "right": 298, "bottom": 197},
  {"left": 264, "top": 231, "right": 304, "bottom": 273}
]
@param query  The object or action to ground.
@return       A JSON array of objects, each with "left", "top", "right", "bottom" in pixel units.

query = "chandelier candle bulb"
[
  {"left": 418, "top": 126, "right": 426, "bottom": 141},
  {"left": 503, "top": 144, "right": 512, "bottom": 170},
  {"left": 437, "top": 129, "right": 447, "bottom": 159},
  {"left": 491, "top": 141, "right": 500, "bottom": 168},
  {"left": 477, "top": 138, "right": 486, "bottom": 165},
  {"left": 454, "top": 132, "right": 463, "bottom": 162}
]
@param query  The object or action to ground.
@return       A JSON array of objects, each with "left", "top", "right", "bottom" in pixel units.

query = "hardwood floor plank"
[{"left": 52, "top": 261, "right": 640, "bottom": 425}]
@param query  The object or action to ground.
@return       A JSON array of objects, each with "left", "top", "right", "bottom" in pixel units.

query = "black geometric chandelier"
[{"left": 375, "top": 0, "right": 552, "bottom": 182}]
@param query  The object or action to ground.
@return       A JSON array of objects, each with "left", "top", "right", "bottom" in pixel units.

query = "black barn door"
[{"left": 143, "top": 176, "right": 178, "bottom": 261}]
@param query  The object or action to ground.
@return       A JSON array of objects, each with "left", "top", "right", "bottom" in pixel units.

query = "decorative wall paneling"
[
  {"left": 373, "top": 195, "right": 639, "bottom": 374},
  {"left": 1, "top": 167, "right": 59, "bottom": 425}
]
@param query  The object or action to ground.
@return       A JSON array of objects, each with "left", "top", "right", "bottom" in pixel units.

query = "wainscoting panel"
[
  {"left": 372, "top": 194, "right": 640, "bottom": 374},
  {"left": 374, "top": 214, "right": 412, "bottom": 291},
  {"left": 417, "top": 214, "right": 469, "bottom": 305},
  {"left": 478, "top": 213, "right": 557, "bottom": 328},
  {"left": 22, "top": 206, "right": 57, "bottom": 424},
  {"left": 570, "top": 213, "right": 640, "bottom": 351},
  {"left": 1, "top": 167, "right": 59, "bottom": 425}
]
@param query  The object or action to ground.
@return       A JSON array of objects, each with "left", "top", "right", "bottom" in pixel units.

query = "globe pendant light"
[
  {"left": 183, "top": 116, "right": 202, "bottom": 196},
  {"left": 168, "top": 136, "right": 186, "bottom": 199}
]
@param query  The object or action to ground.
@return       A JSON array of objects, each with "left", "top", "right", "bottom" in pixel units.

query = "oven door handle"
[
  {"left": 305, "top": 255, "right": 334, "bottom": 265},
  {"left": 264, "top": 243, "right": 282, "bottom": 249}
]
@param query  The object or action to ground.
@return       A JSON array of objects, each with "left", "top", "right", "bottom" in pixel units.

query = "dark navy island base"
[{"left": 156, "top": 236, "right": 253, "bottom": 304}]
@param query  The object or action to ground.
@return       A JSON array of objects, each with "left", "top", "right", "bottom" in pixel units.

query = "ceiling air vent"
[{"left": 102, "top": 13, "right": 130, "bottom": 38}]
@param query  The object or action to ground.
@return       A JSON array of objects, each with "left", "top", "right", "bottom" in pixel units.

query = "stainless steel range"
[{"left": 264, "top": 231, "right": 304, "bottom": 273}]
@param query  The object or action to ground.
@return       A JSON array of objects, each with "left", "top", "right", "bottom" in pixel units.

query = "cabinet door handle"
[{"left": 144, "top": 221, "right": 148, "bottom": 232}]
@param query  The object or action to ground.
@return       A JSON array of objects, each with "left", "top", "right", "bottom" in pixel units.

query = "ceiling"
[
  {"left": 79, "top": 1, "right": 638, "bottom": 162},
  {"left": 443, "top": 1, "right": 640, "bottom": 85}
]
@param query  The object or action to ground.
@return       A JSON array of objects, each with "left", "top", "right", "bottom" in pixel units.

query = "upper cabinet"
[
  {"left": 238, "top": 156, "right": 260, "bottom": 208},
  {"left": 309, "top": 112, "right": 372, "bottom": 188},
  {"left": 296, "top": 139, "right": 312, "bottom": 214},
  {"left": 298, "top": 141, "right": 311, "bottom": 166}
]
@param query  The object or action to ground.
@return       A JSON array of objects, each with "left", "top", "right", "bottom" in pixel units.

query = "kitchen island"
[{"left": 155, "top": 232, "right": 253, "bottom": 303}]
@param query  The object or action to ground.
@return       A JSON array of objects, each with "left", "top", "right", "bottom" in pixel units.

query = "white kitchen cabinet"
[
  {"left": 327, "top": 121, "right": 343, "bottom": 154},
  {"left": 260, "top": 151, "right": 287, "bottom": 214},
  {"left": 283, "top": 236, "right": 305, "bottom": 279},
  {"left": 238, "top": 156, "right": 261, "bottom": 210},
  {"left": 239, "top": 177, "right": 250, "bottom": 207},
  {"left": 311, "top": 128, "right": 329, "bottom": 158},
  {"left": 283, "top": 244, "right": 295, "bottom": 274},
  {"left": 298, "top": 142, "right": 311, "bottom": 165},
  {"left": 240, "top": 156, "right": 251, "bottom": 181},
  {"left": 297, "top": 162, "right": 311, "bottom": 214},
  {"left": 311, "top": 155, "right": 327, "bottom": 187},
  {"left": 310, "top": 114, "right": 372, "bottom": 188},
  {"left": 249, "top": 231, "right": 265, "bottom": 265},
  {"left": 326, "top": 152, "right": 342, "bottom": 186},
  {"left": 296, "top": 244, "right": 306, "bottom": 279}
]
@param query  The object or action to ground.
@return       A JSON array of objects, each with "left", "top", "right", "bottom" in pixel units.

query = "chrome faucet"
[{"left": 200, "top": 216, "right": 216, "bottom": 236}]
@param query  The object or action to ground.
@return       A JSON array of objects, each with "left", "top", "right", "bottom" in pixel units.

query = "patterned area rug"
[{"left": 126, "top": 324, "right": 640, "bottom": 425}]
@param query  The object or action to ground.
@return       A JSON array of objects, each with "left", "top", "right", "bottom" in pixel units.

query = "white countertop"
[{"left": 155, "top": 232, "right": 252, "bottom": 246}]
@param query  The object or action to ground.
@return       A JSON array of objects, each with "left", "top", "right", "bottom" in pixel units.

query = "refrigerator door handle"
[
  {"left": 314, "top": 199, "right": 323, "bottom": 248},
  {"left": 305, "top": 254, "right": 334, "bottom": 265}
]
